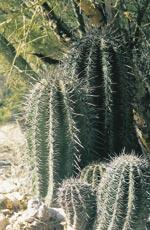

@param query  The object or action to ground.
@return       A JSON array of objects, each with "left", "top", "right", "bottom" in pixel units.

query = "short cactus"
[
  {"left": 58, "top": 178, "right": 96, "bottom": 230},
  {"left": 25, "top": 77, "right": 80, "bottom": 205},
  {"left": 96, "top": 153, "right": 150, "bottom": 230},
  {"left": 80, "top": 163, "right": 106, "bottom": 189}
]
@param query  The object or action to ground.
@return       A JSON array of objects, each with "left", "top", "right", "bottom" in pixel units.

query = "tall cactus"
[
  {"left": 96, "top": 153, "right": 150, "bottom": 230},
  {"left": 58, "top": 178, "right": 96, "bottom": 230},
  {"left": 65, "top": 28, "right": 141, "bottom": 167},
  {"left": 25, "top": 76, "right": 80, "bottom": 205}
]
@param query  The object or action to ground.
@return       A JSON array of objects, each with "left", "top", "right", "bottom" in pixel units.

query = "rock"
[
  {"left": 49, "top": 208, "right": 66, "bottom": 222},
  {"left": 7, "top": 199, "right": 66, "bottom": 230},
  {"left": 37, "top": 203, "right": 49, "bottom": 221},
  {"left": 0, "top": 180, "right": 17, "bottom": 193},
  {"left": 0, "top": 213, "right": 9, "bottom": 230},
  {"left": 27, "top": 198, "right": 41, "bottom": 209}
]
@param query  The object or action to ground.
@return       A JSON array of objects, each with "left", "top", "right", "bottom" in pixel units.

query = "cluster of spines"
[
  {"left": 25, "top": 77, "right": 80, "bottom": 205},
  {"left": 58, "top": 178, "right": 96, "bottom": 230},
  {"left": 96, "top": 153, "right": 150, "bottom": 230},
  {"left": 80, "top": 162, "right": 106, "bottom": 189}
]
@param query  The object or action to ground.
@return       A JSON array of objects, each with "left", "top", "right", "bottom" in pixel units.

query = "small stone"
[
  {"left": 49, "top": 208, "right": 66, "bottom": 222},
  {"left": 0, "top": 180, "right": 17, "bottom": 193},
  {"left": 27, "top": 198, "right": 41, "bottom": 209},
  {"left": 21, "top": 209, "right": 38, "bottom": 223},
  {"left": 37, "top": 203, "right": 49, "bottom": 221}
]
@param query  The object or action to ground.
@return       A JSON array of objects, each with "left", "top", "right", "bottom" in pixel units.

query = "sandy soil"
[{"left": 0, "top": 122, "right": 31, "bottom": 195}]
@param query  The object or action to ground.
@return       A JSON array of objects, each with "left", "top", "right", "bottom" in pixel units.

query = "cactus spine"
[
  {"left": 58, "top": 178, "right": 96, "bottom": 230},
  {"left": 96, "top": 153, "right": 150, "bottom": 230},
  {"left": 25, "top": 77, "right": 80, "bottom": 205},
  {"left": 80, "top": 163, "right": 106, "bottom": 189},
  {"left": 67, "top": 29, "right": 141, "bottom": 165}
]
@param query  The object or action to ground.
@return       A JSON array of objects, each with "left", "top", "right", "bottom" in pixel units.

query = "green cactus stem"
[
  {"left": 25, "top": 77, "right": 80, "bottom": 205},
  {"left": 80, "top": 163, "right": 106, "bottom": 189},
  {"left": 66, "top": 28, "right": 141, "bottom": 166},
  {"left": 96, "top": 153, "right": 150, "bottom": 230},
  {"left": 58, "top": 178, "right": 96, "bottom": 230}
]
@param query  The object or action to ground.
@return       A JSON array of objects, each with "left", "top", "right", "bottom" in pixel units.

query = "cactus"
[
  {"left": 24, "top": 28, "right": 143, "bottom": 206},
  {"left": 58, "top": 178, "right": 96, "bottom": 230},
  {"left": 25, "top": 77, "right": 81, "bottom": 205},
  {"left": 96, "top": 153, "right": 150, "bottom": 230},
  {"left": 80, "top": 163, "right": 106, "bottom": 189},
  {"left": 66, "top": 28, "right": 141, "bottom": 166}
]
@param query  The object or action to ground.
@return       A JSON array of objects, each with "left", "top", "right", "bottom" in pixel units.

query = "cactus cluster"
[
  {"left": 57, "top": 154, "right": 150, "bottom": 230},
  {"left": 23, "top": 27, "right": 150, "bottom": 229}
]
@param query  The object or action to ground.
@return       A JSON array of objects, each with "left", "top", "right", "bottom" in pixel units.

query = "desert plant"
[
  {"left": 96, "top": 153, "right": 150, "bottom": 230},
  {"left": 58, "top": 178, "right": 96, "bottom": 230},
  {"left": 25, "top": 76, "right": 81, "bottom": 205},
  {"left": 25, "top": 27, "right": 143, "bottom": 204},
  {"left": 65, "top": 28, "right": 141, "bottom": 167},
  {"left": 80, "top": 162, "right": 106, "bottom": 189}
]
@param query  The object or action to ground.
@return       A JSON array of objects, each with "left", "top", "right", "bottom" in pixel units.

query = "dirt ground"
[{"left": 0, "top": 122, "right": 32, "bottom": 195}]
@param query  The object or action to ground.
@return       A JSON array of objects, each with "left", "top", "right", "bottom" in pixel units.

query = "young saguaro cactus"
[
  {"left": 25, "top": 77, "right": 80, "bottom": 205},
  {"left": 66, "top": 28, "right": 141, "bottom": 167},
  {"left": 58, "top": 178, "right": 96, "bottom": 230},
  {"left": 80, "top": 163, "right": 106, "bottom": 189},
  {"left": 96, "top": 153, "right": 150, "bottom": 230}
]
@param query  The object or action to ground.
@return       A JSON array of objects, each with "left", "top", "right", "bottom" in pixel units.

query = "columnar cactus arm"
[
  {"left": 72, "top": 37, "right": 106, "bottom": 165},
  {"left": 25, "top": 76, "right": 81, "bottom": 205},
  {"left": 33, "top": 86, "right": 50, "bottom": 198},
  {"left": 59, "top": 80, "right": 81, "bottom": 173},
  {"left": 100, "top": 39, "right": 114, "bottom": 153},
  {"left": 112, "top": 49, "right": 141, "bottom": 153},
  {"left": 25, "top": 80, "right": 50, "bottom": 198}
]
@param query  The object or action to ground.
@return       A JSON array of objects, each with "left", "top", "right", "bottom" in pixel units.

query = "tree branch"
[
  {"left": 71, "top": 0, "right": 86, "bottom": 37},
  {"left": 32, "top": 53, "right": 61, "bottom": 65},
  {"left": 0, "top": 33, "right": 38, "bottom": 83},
  {"left": 42, "top": 2, "right": 77, "bottom": 43},
  {"left": 132, "top": 0, "right": 149, "bottom": 47}
]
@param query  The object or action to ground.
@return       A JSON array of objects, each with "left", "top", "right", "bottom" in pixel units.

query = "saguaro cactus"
[
  {"left": 25, "top": 77, "right": 80, "bottom": 205},
  {"left": 58, "top": 178, "right": 96, "bottom": 230},
  {"left": 66, "top": 28, "right": 141, "bottom": 167},
  {"left": 96, "top": 153, "right": 150, "bottom": 230}
]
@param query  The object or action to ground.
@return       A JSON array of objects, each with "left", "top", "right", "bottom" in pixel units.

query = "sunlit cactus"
[
  {"left": 58, "top": 178, "right": 96, "bottom": 230},
  {"left": 96, "top": 153, "right": 150, "bottom": 230},
  {"left": 25, "top": 77, "right": 80, "bottom": 205},
  {"left": 80, "top": 162, "right": 106, "bottom": 189}
]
